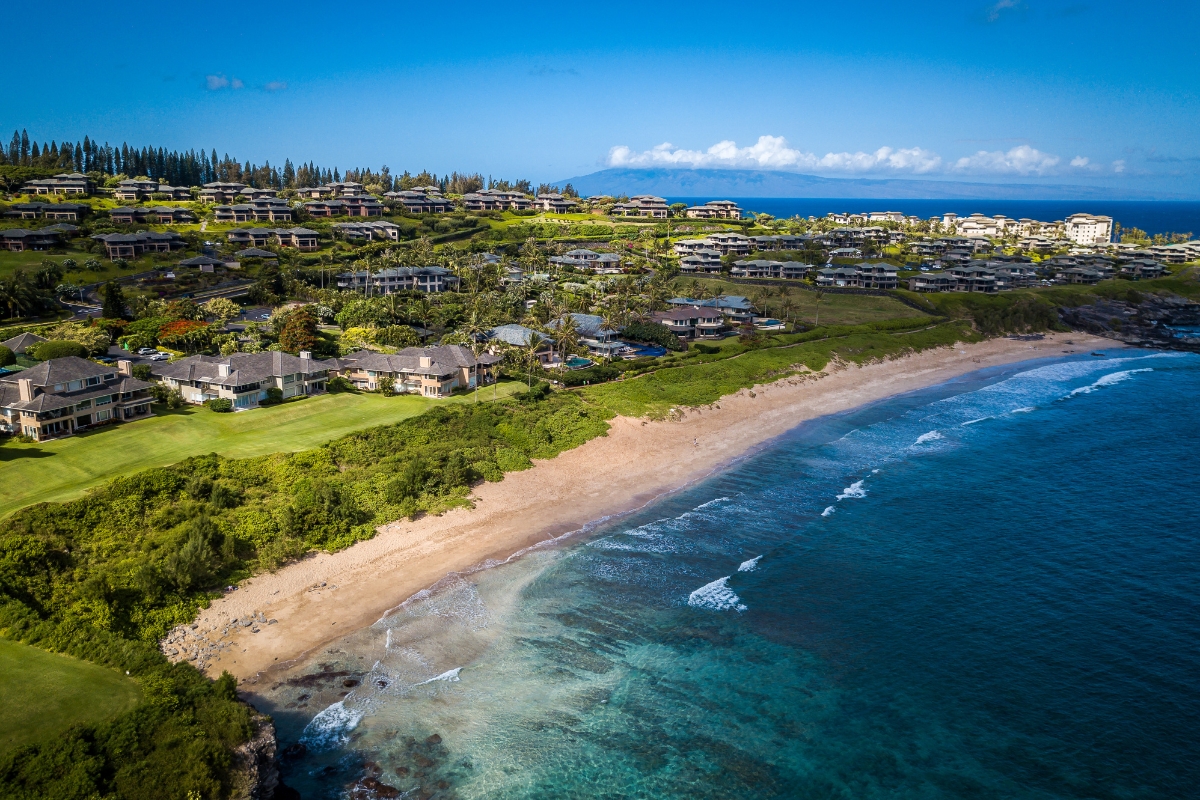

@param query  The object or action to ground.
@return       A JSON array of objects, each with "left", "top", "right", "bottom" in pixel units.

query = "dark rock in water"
[
  {"left": 343, "top": 678, "right": 360, "bottom": 688},
  {"left": 425, "top": 733, "right": 442, "bottom": 745},
  {"left": 353, "top": 776, "right": 400, "bottom": 798},
  {"left": 296, "top": 694, "right": 310, "bottom": 703},
  {"left": 280, "top": 742, "right": 307, "bottom": 761},
  {"left": 271, "top": 782, "right": 302, "bottom": 800},
  {"left": 229, "top": 710, "right": 280, "bottom": 799},
  {"left": 437, "top": 780, "right": 450, "bottom": 789},
  {"left": 395, "top": 766, "right": 410, "bottom": 776},
  {"left": 413, "top": 753, "right": 434, "bottom": 768}
]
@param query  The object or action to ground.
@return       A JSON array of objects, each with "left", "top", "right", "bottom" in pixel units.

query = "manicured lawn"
[
  {"left": 0, "top": 638, "right": 141, "bottom": 754},
  {"left": 0, "top": 382, "right": 525, "bottom": 517}
]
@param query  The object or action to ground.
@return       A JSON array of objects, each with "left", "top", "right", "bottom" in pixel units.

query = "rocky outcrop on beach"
[
  {"left": 228, "top": 710, "right": 281, "bottom": 800},
  {"left": 1059, "top": 292, "right": 1200, "bottom": 351}
]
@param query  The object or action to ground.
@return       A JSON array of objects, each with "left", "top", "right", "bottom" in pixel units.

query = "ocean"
[
  {"left": 262, "top": 349, "right": 1200, "bottom": 799},
  {"left": 666, "top": 198, "right": 1200, "bottom": 238}
]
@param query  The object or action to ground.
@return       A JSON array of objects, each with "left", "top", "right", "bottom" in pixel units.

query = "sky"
[{"left": 8, "top": 1, "right": 1199, "bottom": 196}]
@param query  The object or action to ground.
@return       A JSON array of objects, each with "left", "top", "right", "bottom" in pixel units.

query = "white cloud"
[
  {"left": 205, "top": 74, "right": 244, "bottom": 91},
  {"left": 264, "top": 81, "right": 287, "bottom": 92},
  {"left": 952, "top": 145, "right": 1060, "bottom": 175},
  {"left": 1112, "top": 159, "right": 1126, "bottom": 173},
  {"left": 1070, "top": 156, "right": 1090, "bottom": 167},
  {"left": 607, "top": 136, "right": 942, "bottom": 174}
]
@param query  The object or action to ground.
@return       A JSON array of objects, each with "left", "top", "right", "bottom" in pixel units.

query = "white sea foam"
[
  {"left": 414, "top": 667, "right": 462, "bottom": 686},
  {"left": 962, "top": 417, "right": 991, "bottom": 426},
  {"left": 693, "top": 496, "right": 732, "bottom": 511},
  {"left": 1010, "top": 407, "right": 1036, "bottom": 414},
  {"left": 837, "top": 480, "right": 867, "bottom": 500},
  {"left": 384, "top": 629, "right": 392, "bottom": 650},
  {"left": 1066, "top": 368, "right": 1153, "bottom": 398},
  {"left": 914, "top": 430, "right": 943, "bottom": 445},
  {"left": 299, "top": 701, "right": 365, "bottom": 750},
  {"left": 821, "top": 506, "right": 836, "bottom": 517},
  {"left": 687, "top": 577, "right": 746, "bottom": 612},
  {"left": 738, "top": 556, "right": 762, "bottom": 572}
]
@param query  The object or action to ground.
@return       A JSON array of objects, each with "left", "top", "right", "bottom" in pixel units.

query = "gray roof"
[
  {"left": 235, "top": 248, "right": 276, "bottom": 258},
  {"left": 335, "top": 345, "right": 499, "bottom": 378},
  {"left": 488, "top": 324, "right": 550, "bottom": 347},
  {"left": 179, "top": 255, "right": 225, "bottom": 267},
  {"left": 155, "top": 352, "right": 334, "bottom": 388},
  {"left": 0, "top": 332, "right": 47, "bottom": 352},
  {"left": 547, "top": 313, "right": 614, "bottom": 338},
  {"left": 0, "top": 356, "right": 113, "bottom": 387}
]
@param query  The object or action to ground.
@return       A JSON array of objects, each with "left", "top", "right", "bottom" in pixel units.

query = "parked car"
[
  {"left": 149, "top": 353, "right": 170, "bottom": 361},
  {"left": 136, "top": 347, "right": 156, "bottom": 355},
  {"left": 259, "top": 313, "right": 270, "bottom": 320}
]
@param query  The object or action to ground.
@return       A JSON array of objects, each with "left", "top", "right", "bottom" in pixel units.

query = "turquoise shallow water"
[{"left": 260, "top": 349, "right": 1200, "bottom": 799}]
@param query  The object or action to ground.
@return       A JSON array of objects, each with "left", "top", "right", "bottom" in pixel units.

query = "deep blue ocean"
[
  {"left": 265, "top": 350, "right": 1200, "bottom": 798},
  {"left": 667, "top": 198, "right": 1200, "bottom": 237}
]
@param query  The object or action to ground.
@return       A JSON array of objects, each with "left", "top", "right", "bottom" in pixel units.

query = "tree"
[
  {"left": 101, "top": 281, "right": 127, "bottom": 319},
  {"left": 813, "top": 291, "right": 824, "bottom": 326},
  {"left": 47, "top": 321, "right": 111, "bottom": 355},
  {"left": 521, "top": 332, "right": 545, "bottom": 388},
  {"left": 201, "top": 296, "right": 241, "bottom": 325},
  {"left": 278, "top": 305, "right": 319, "bottom": 354},
  {"left": 0, "top": 345, "right": 14, "bottom": 367},
  {"left": 32, "top": 340, "right": 89, "bottom": 360}
]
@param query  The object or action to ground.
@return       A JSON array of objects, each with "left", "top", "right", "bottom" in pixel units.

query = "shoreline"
[{"left": 177, "top": 332, "right": 1113, "bottom": 682}]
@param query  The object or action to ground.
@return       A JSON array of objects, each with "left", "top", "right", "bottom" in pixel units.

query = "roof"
[
  {"left": 0, "top": 356, "right": 113, "bottom": 387},
  {"left": 488, "top": 324, "right": 549, "bottom": 347},
  {"left": 547, "top": 313, "right": 614, "bottom": 339},
  {"left": 1, "top": 332, "right": 47, "bottom": 352},
  {"left": 335, "top": 345, "right": 495, "bottom": 377},
  {"left": 235, "top": 248, "right": 276, "bottom": 258},
  {"left": 179, "top": 256, "right": 225, "bottom": 267},
  {"left": 156, "top": 352, "right": 334, "bottom": 387}
]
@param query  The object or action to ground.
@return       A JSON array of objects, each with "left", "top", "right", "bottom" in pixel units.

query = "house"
[
  {"left": 731, "top": 259, "right": 782, "bottom": 279},
  {"left": 21, "top": 173, "right": 94, "bottom": 196},
  {"left": 705, "top": 232, "right": 752, "bottom": 255},
  {"left": 945, "top": 264, "right": 997, "bottom": 293},
  {"left": 0, "top": 357, "right": 152, "bottom": 440},
  {"left": 684, "top": 200, "right": 741, "bottom": 219},
  {"left": 226, "top": 227, "right": 318, "bottom": 250},
  {"left": 533, "top": 193, "right": 578, "bottom": 213},
  {"left": 92, "top": 231, "right": 186, "bottom": 259},
  {"left": 750, "top": 235, "right": 806, "bottom": 252},
  {"left": 235, "top": 247, "right": 276, "bottom": 259},
  {"left": 214, "top": 199, "right": 292, "bottom": 223},
  {"left": 333, "top": 220, "right": 401, "bottom": 242},
  {"left": 815, "top": 266, "right": 862, "bottom": 287},
  {"left": 906, "top": 272, "right": 956, "bottom": 293},
  {"left": 679, "top": 249, "right": 723, "bottom": 274},
  {"left": 1057, "top": 267, "right": 1103, "bottom": 285},
  {"left": 110, "top": 206, "right": 195, "bottom": 225},
  {"left": 650, "top": 307, "right": 724, "bottom": 340},
  {"left": 461, "top": 190, "right": 532, "bottom": 212},
  {"left": 239, "top": 187, "right": 277, "bottom": 200},
  {"left": 1, "top": 228, "right": 65, "bottom": 251},
  {"left": 668, "top": 295, "right": 756, "bottom": 325},
  {"left": 549, "top": 249, "right": 622, "bottom": 273},
  {"left": 179, "top": 255, "right": 226, "bottom": 269},
  {"left": 330, "top": 345, "right": 499, "bottom": 397},
  {"left": 113, "top": 179, "right": 188, "bottom": 201},
  {"left": 385, "top": 190, "right": 453, "bottom": 214},
  {"left": 337, "top": 266, "right": 458, "bottom": 293},
  {"left": 487, "top": 324, "right": 556, "bottom": 364},
  {"left": 610, "top": 195, "right": 668, "bottom": 218},
  {"left": 827, "top": 247, "right": 863, "bottom": 261},
  {"left": 547, "top": 313, "right": 623, "bottom": 358},
  {"left": 0, "top": 332, "right": 47, "bottom": 354},
  {"left": 199, "top": 182, "right": 246, "bottom": 203},
  {"left": 857, "top": 262, "right": 900, "bottom": 289},
  {"left": 5, "top": 202, "right": 88, "bottom": 221},
  {"left": 155, "top": 351, "right": 334, "bottom": 408},
  {"left": 341, "top": 195, "right": 384, "bottom": 217},
  {"left": 1118, "top": 259, "right": 1167, "bottom": 280}
]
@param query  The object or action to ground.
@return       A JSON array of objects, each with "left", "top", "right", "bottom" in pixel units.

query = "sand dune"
[{"left": 175, "top": 333, "right": 1110, "bottom": 683}]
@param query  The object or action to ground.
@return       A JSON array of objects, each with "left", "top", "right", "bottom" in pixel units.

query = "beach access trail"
[{"left": 187, "top": 332, "right": 1110, "bottom": 683}]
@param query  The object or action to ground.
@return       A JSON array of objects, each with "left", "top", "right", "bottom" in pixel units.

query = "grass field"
[
  {"left": 0, "top": 638, "right": 141, "bottom": 754},
  {"left": 0, "top": 382, "right": 525, "bottom": 517},
  {"left": 671, "top": 276, "right": 929, "bottom": 325}
]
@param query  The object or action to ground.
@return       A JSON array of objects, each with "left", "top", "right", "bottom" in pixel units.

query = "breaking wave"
[
  {"left": 914, "top": 431, "right": 943, "bottom": 445},
  {"left": 837, "top": 480, "right": 867, "bottom": 500},
  {"left": 687, "top": 577, "right": 746, "bottom": 612},
  {"left": 738, "top": 556, "right": 762, "bottom": 572},
  {"left": 1067, "top": 368, "right": 1153, "bottom": 398},
  {"left": 299, "top": 701, "right": 365, "bottom": 751},
  {"left": 414, "top": 667, "right": 462, "bottom": 686}
]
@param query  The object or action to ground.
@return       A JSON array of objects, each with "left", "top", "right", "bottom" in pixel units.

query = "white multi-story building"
[{"left": 1064, "top": 213, "right": 1113, "bottom": 245}]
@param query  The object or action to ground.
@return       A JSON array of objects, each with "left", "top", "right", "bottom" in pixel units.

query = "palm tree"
[
  {"left": 521, "top": 331, "right": 545, "bottom": 389},
  {"left": 813, "top": 291, "right": 825, "bottom": 327},
  {"left": 553, "top": 313, "right": 580, "bottom": 372},
  {"left": 459, "top": 310, "right": 489, "bottom": 402},
  {"left": 408, "top": 296, "right": 433, "bottom": 337}
]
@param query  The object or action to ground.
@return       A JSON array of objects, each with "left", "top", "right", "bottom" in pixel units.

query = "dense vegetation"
[
  {"left": 0, "top": 387, "right": 608, "bottom": 798},
  {"left": 620, "top": 320, "right": 684, "bottom": 350}
]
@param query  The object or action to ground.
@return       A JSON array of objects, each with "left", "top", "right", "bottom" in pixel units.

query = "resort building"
[
  {"left": 110, "top": 206, "right": 195, "bottom": 225},
  {"left": 668, "top": 295, "right": 757, "bottom": 325},
  {"left": 610, "top": 195, "right": 669, "bottom": 218},
  {"left": 226, "top": 227, "right": 319, "bottom": 250},
  {"left": 92, "top": 231, "right": 186, "bottom": 259},
  {"left": 214, "top": 198, "right": 293, "bottom": 223},
  {"left": 302, "top": 197, "right": 384, "bottom": 217},
  {"left": 547, "top": 313, "right": 623, "bottom": 358},
  {"left": 21, "top": 173, "right": 95, "bottom": 195},
  {"left": 1, "top": 228, "right": 69, "bottom": 251},
  {"left": 6, "top": 202, "right": 88, "bottom": 221},
  {"left": 549, "top": 249, "right": 622, "bottom": 273},
  {"left": 487, "top": 324, "right": 557, "bottom": 365},
  {"left": 679, "top": 249, "right": 723, "bottom": 274},
  {"left": 533, "top": 193, "right": 577, "bottom": 213},
  {"left": 730, "top": 259, "right": 811, "bottom": 280},
  {"left": 462, "top": 190, "right": 534, "bottom": 212},
  {"left": 0, "top": 357, "right": 153, "bottom": 441},
  {"left": 198, "top": 182, "right": 247, "bottom": 203},
  {"left": 330, "top": 345, "right": 500, "bottom": 396},
  {"left": 336, "top": 266, "right": 458, "bottom": 293},
  {"left": 1064, "top": 213, "right": 1113, "bottom": 245},
  {"left": 385, "top": 189, "right": 453, "bottom": 213},
  {"left": 0, "top": 332, "right": 47, "bottom": 354},
  {"left": 650, "top": 307, "right": 725, "bottom": 340},
  {"left": 113, "top": 180, "right": 191, "bottom": 201},
  {"left": 333, "top": 220, "right": 402, "bottom": 242},
  {"left": 684, "top": 200, "right": 742, "bottom": 219},
  {"left": 154, "top": 351, "right": 334, "bottom": 409}
]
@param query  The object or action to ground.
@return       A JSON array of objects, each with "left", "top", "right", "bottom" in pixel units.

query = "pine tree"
[
  {"left": 102, "top": 281, "right": 127, "bottom": 319},
  {"left": 20, "top": 129, "right": 29, "bottom": 164}
]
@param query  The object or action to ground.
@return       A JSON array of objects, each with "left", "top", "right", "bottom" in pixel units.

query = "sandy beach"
[{"left": 173, "top": 332, "right": 1111, "bottom": 682}]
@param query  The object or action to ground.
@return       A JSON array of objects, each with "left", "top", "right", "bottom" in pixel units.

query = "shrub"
[
  {"left": 378, "top": 375, "right": 395, "bottom": 396},
  {"left": 167, "top": 389, "right": 184, "bottom": 409},
  {"left": 619, "top": 321, "right": 684, "bottom": 351},
  {"left": 558, "top": 364, "right": 621, "bottom": 387},
  {"left": 691, "top": 342, "right": 721, "bottom": 354},
  {"left": 31, "top": 339, "right": 89, "bottom": 360},
  {"left": 327, "top": 376, "right": 355, "bottom": 393},
  {"left": 262, "top": 387, "right": 284, "bottom": 405},
  {"left": 131, "top": 364, "right": 153, "bottom": 381},
  {"left": 0, "top": 345, "right": 13, "bottom": 367},
  {"left": 205, "top": 398, "right": 233, "bottom": 413}
]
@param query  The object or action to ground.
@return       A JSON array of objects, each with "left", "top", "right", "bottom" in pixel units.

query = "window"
[
  {"left": 87, "top": 376, "right": 101, "bottom": 386},
  {"left": 95, "top": 395, "right": 112, "bottom": 406}
]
